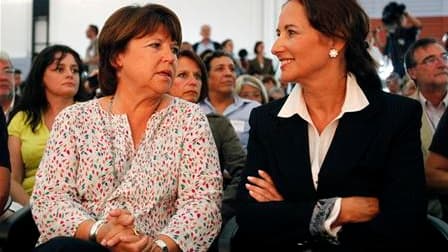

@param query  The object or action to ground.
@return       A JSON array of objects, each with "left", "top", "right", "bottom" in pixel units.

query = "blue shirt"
[{"left": 200, "top": 96, "right": 260, "bottom": 150}]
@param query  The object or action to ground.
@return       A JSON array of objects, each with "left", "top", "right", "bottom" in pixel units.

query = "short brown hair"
[{"left": 98, "top": 4, "right": 182, "bottom": 95}]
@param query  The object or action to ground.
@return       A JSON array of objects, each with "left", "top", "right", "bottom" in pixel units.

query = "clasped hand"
[{"left": 99, "top": 209, "right": 153, "bottom": 252}]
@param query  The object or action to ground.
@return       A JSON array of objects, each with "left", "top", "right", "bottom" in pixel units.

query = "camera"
[{"left": 382, "top": 2, "right": 406, "bottom": 27}]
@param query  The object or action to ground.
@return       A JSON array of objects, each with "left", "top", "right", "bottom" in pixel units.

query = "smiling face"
[
  {"left": 43, "top": 52, "right": 80, "bottom": 99},
  {"left": 271, "top": 0, "right": 335, "bottom": 84},
  {"left": 114, "top": 26, "right": 179, "bottom": 96},
  {"left": 170, "top": 56, "right": 202, "bottom": 103}
]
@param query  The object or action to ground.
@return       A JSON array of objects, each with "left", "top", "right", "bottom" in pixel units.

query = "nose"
[
  {"left": 163, "top": 46, "right": 176, "bottom": 64},
  {"left": 271, "top": 37, "right": 283, "bottom": 57}
]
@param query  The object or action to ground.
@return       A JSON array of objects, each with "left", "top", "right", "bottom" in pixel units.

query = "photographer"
[{"left": 375, "top": 2, "right": 422, "bottom": 77}]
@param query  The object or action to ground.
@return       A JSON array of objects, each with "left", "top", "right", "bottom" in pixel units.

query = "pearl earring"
[{"left": 329, "top": 48, "right": 338, "bottom": 58}]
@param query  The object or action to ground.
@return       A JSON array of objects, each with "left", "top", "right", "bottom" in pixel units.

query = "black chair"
[{"left": 0, "top": 206, "right": 39, "bottom": 252}]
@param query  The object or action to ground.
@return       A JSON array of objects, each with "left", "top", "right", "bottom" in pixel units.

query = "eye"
[
  {"left": 171, "top": 46, "right": 180, "bottom": 55},
  {"left": 72, "top": 68, "right": 80, "bottom": 74},
  {"left": 177, "top": 72, "right": 187, "bottom": 78},
  {"left": 287, "top": 29, "right": 297, "bottom": 37},
  {"left": 148, "top": 42, "right": 161, "bottom": 49},
  {"left": 55, "top": 66, "right": 64, "bottom": 73}
]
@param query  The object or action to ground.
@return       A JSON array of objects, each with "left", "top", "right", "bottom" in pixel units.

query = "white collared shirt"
[
  {"left": 418, "top": 91, "right": 448, "bottom": 130},
  {"left": 278, "top": 73, "right": 369, "bottom": 236}
]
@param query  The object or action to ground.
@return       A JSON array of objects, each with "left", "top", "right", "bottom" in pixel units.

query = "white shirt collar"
[{"left": 278, "top": 73, "right": 369, "bottom": 120}]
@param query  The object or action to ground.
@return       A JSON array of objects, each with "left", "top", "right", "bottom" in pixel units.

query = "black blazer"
[{"left": 233, "top": 88, "right": 427, "bottom": 251}]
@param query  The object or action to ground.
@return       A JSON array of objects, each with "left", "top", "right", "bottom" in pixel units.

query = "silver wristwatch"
[{"left": 154, "top": 239, "right": 169, "bottom": 252}]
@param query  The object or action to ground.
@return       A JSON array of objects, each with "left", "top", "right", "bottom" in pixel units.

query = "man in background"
[
  {"left": 84, "top": 24, "right": 99, "bottom": 74},
  {"left": 405, "top": 37, "right": 448, "bottom": 219},
  {"left": 193, "top": 24, "right": 221, "bottom": 56},
  {"left": 0, "top": 51, "right": 15, "bottom": 120}
]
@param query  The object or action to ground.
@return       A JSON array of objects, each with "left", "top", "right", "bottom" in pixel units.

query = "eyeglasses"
[
  {"left": 0, "top": 67, "right": 15, "bottom": 76},
  {"left": 418, "top": 53, "right": 448, "bottom": 66}
]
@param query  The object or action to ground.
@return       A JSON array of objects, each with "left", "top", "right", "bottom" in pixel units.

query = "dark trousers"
[{"left": 33, "top": 237, "right": 109, "bottom": 252}]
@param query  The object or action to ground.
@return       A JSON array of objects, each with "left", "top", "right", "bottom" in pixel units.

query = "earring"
[{"left": 329, "top": 48, "right": 338, "bottom": 58}]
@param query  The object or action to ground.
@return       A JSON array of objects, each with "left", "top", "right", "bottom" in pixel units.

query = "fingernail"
[
  {"left": 100, "top": 240, "right": 106, "bottom": 246},
  {"left": 247, "top": 176, "right": 254, "bottom": 181},
  {"left": 245, "top": 183, "right": 250, "bottom": 188},
  {"left": 258, "top": 170, "right": 264, "bottom": 175}
]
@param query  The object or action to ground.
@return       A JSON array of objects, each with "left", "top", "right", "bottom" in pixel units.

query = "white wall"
[{"left": 1, "top": 0, "right": 446, "bottom": 76}]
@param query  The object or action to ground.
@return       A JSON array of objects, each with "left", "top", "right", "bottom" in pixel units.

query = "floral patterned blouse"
[{"left": 31, "top": 98, "right": 223, "bottom": 251}]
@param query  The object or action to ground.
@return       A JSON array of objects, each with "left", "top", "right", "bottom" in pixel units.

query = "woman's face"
[
  {"left": 224, "top": 41, "right": 234, "bottom": 54},
  {"left": 43, "top": 52, "right": 80, "bottom": 99},
  {"left": 271, "top": 0, "right": 335, "bottom": 83},
  {"left": 239, "top": 84, "right": 262, "bottom": 104},
  {"left": 169, "top": 56, "right": 202, "bottom": 103},
  {"left": 207, "top": 56, "right": 236, "bottom": 96},
  {"left": 115, "top": 26, "right": 179, "bottom": 96}
]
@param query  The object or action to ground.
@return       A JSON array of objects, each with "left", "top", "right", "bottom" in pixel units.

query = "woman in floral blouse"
[{"left": 31, "top": 4, "right": 222, "bottom": 252}]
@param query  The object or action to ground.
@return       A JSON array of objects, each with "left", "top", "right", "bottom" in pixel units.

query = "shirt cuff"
[{"left": 309, "top": 197, "right": 341, "bottom": 245}]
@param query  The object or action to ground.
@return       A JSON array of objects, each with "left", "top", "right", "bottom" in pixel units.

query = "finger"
[
  {"left": 247, "top": 176, "right": 272, "bottom": 190},
  {"left": 108, "top": 208, "right": 126, "bottom": 218},
  {"left": 245, "top": 183, "right": 273, "bottom": 199},
  {"left": 103, "top": 228, "right": 135, "bottom": 247},
  {"left": 116, "top": 213, "right": 134, "bottom": 226},
  {"left": 258, "top": 170, "right": 274, "bottom": 184},
  {"left": 247, "top": 175, "right": 280, "bottom": 198},
  {"left": 248, "top": 189, "right": 270, "bottom": 202}
]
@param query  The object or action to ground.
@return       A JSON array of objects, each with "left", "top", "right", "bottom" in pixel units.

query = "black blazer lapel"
[
  {"left": 317, "top": 89, "right": 382, "bottom": 195},
  {"left": 271, "top": 113, "right": 316, "bottom": 199}
]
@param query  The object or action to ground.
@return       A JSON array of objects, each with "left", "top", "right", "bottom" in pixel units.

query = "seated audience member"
[
  {"left": 168, "top": 50, "right": 246, "bottom": 251},
  {"left": 261, "top": 74, "right": 280, "bottom": 93},
  {"left": 237, "top": 49, "right": 249, "bottom": 74},
  {"left": 426, "top": 107, "right": 448, "bottom": 222},
  {"left": 0, "top": 51, "right": 16, "bottom": 121},
  {"left": 8, "top": 45, "right": 87, "bottom": 206},
  {"left": 404, "top": 37, "right": 448, "bottom": 218},
  {"left": 384, "top": 72, "right": 402, "bottom": 95},
  {"left": 235, "top": 74, "right": 269, "bottom": 104},
  {"left": 267, "top": 86, "right": 285, "bottom": 101},
  {"left": 233, "top": 0, "right": 426, "bottom": 251},
  {"left": 248, "top": 41, "right": 275, "bottom": 77},
  {"left": 192, "top": 24, "right": 221, "bottom": 56},
  {"left": 199, "top": 51, "right": 260, "bottom": 150},
  {"left": 31, "top": 4, "right": 222, "bottom": 252}
]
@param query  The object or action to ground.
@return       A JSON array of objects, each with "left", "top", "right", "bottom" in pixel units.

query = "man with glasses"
[
  {"left": 405, "top": 37, "right": 448, "bottom": 220},
  {"left": 0, "top": 51, "right": 16, "bottom": 121}
]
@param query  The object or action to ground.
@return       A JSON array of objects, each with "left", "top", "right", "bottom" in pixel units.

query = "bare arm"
[
  {"left": 0, "top": 167, "right": 10, "bottom": 211},
  {"left": 8, "top": 136, "right": 29, "bottom": 205},
  {"left": 403, "top": 12, "right": 422, "bottom": 28}
]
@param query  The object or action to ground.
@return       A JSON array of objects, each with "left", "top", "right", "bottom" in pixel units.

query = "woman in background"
[{"left": 8, "top": 45, "right": 87, "bottom": 206}]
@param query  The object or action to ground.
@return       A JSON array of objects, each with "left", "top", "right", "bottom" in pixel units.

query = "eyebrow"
[{"left": 421, "top": 52, "right": 447, "bottom": 62}]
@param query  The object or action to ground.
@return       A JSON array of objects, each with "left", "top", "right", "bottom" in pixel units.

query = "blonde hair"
[{"left": 235, "top": 74, "right": 269, "bottom": 104}]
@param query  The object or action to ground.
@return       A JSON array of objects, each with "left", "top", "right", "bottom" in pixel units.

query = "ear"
[
  {"left": 111, "top": 52, "right": 123, "bottom": 69},
  {"left": 407, "top": 67, "right": 417, "bottom": 80},
  {"left": 332, "top": 38, "right": 346, "bottom": 53}
]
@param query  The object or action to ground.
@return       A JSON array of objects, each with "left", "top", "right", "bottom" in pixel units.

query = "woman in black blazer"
[{"left": 233, "top": 0, "right": 427, "bottom": 251}]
